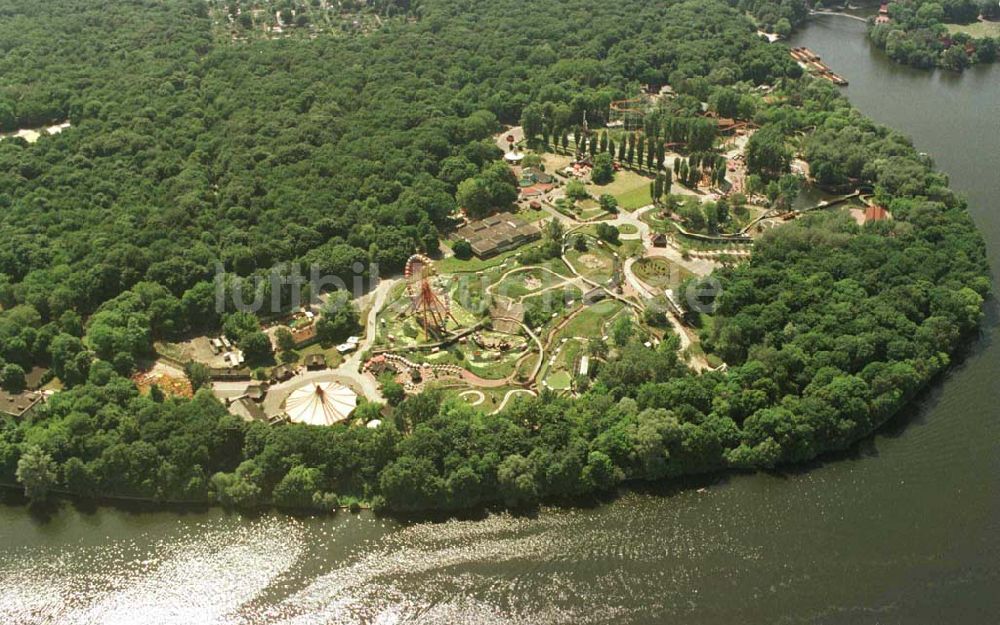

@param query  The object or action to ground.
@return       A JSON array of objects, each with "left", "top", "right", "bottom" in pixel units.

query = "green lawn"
[
  {"left": 586, "top": 170, "right": 653, "bottom": 211},
  {"left": 552, "top": 338, "right": 585, "bottom": 383},
  {"left": 545, "top": 370, "right": 572, "bottom": 390},
  {"left": 465, "top": 354, "right": 520, "bottom": 380},
  {"left": 515, "top": 351, "right": 542, "bottom": 383},
  {"left": 561, "top": 300, "right": 623, "bottom": 338},
  {"left": 579, "top": 207, "right": 611, "bottom": 220},
  {"left": 541, "top": 255, "right": 576, "bottom": 278},
  {"left": 639, "top": 207, "right": 674, "bottom": 233},
  {"left": 565, "top": 243, "right": 617, "bottom": 283},
  {"left": 946, "top": 21, "right": 1000, "bottom": 38},
  {"left": 494, "top": 267, "right": 566, "bottom": 300},
  {"left": 617, "top": 184, "right": 653, "bottom": 210}
]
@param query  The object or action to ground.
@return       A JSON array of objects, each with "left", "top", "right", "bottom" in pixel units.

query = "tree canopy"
[{"left": 0, "top": 0, "right": 988, "bottom": 514}]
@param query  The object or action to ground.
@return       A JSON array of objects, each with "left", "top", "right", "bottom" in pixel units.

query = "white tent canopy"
[
  {"left": 504, "top": 150, "right": 524, "bottom": 164},
  {"left": 284, "top": 381, "right": 357, "bottom": 426}
]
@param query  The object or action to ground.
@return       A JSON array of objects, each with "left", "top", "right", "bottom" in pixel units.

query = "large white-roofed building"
[{"left": 283, "top": 381, "right": 357, "bottom": 426}]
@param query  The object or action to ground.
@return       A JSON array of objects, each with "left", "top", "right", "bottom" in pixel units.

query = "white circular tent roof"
[{"left": 284, "top": 381, "right": 357, "bottom": 426}]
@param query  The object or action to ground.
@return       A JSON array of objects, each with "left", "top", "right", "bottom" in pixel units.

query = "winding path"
[
  {"left": 616, "top": 205, "right": 720, "bottom": 277},
  {"left": 493, "top": 315, "right": 545, "bottom": 382},
  {"left": 458, "top": 389, "right": 486, "bottom": 406},
  {"left": 485, "top": 265, "right": 585, "bottom": 303},
  {"left": 491, "top": 388, "right": 537, "bottom": 414}
]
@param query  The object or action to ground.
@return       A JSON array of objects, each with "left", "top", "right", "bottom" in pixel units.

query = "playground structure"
[{"left": 403, "top": 254, "right": 457, "bottom": 339}]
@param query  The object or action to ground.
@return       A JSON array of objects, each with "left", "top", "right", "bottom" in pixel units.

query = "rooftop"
[
  {"left": 455, "top": 213, "right": 542, "bottom": 258},
  {"left": 229, "top": 396, "right": 266, "bottom": 422},
  {"left": 304, "top": 353, "right": 327, "bottom": 368},
  {"left": 864, "top": 204, "right": 891, "bottom": 223},
  {"left": 0, "top": 389, "right": 44, "bottom": 418}
]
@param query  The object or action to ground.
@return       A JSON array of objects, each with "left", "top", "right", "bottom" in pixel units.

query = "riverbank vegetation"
[
  {"left": 744, "top": 0, "right": 999, "bottom": 71},
  {"left": 0, "top": 0, "right": 989, "bottom": 513},
  {"left": 868, "top": 0, "right": 999, "bottom": 70}
]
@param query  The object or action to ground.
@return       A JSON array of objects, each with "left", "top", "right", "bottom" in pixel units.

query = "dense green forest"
[
  {"left": 731, "top": 0, "right": 810, "bottom": 35},
  {"left": 0, "top": 0, "right": 989, "bottom": 512}
]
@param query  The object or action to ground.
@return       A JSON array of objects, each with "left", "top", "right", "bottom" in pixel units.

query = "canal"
[{"left": 2, "top": 15, "right": 999, "bottom": 625}]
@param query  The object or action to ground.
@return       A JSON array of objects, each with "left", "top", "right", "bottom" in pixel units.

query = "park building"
[
  {"left": 519, "top": 167, "right": 553, "bottom": 187},
  {"left": 0, "top": 389, "right": 45, "bottom": 419},
  {"left": 456, "top": 213, "right": 542, "bottom": 258},
  {"left": 304, "top": 353, "right": 327, "bottom": 370}
]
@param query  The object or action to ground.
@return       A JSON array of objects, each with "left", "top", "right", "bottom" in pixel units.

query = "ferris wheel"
[{"left": 403, "top": 254, "right": 456, "bottom": 339}]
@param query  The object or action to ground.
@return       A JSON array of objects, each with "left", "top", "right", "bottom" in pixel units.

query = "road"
[
  {"left": 496, "top": 125, "right": 525, "bottom": 152},
  {"left": 338, "top": 275, "right": 400, "bottom": 402}
]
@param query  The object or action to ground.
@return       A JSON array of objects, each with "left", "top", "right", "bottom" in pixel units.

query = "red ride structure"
[{"left": 403, "top": 254, "right": 457, "bottom": 339}]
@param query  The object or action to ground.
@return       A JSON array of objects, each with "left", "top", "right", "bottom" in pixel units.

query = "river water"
[{"left": 2, "top": 16, "right": 998, "bottom": 625}]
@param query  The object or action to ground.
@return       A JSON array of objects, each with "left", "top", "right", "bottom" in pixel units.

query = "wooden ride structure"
[
  {"left": 609, "top": 98, "right": 648, "bottom": 130},
  {"left": 789, "top": 47, "right": 848, "bottom": 86},
  {"left": 403, "top": 254, "right": 457, "bottom": 339}
]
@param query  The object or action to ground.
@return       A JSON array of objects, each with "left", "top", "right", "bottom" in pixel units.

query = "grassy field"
[
  {"left": 515, "top": 351, "right": 541, "bottom": 382},
  {"left": 437, "top": 241, "right": 543, "bottom": 274},
  {"left": 559, "top": 338, "right": 585, "bottom": 368},
  {"left": 565, "top": 242, "right": 618, "bottom": 283},
  {"left": 464, "top": 351, "right": 522, "bottom": 380},
  {"left": 633, "top": 257, "right": 692, "bottom": 290},
  {"left": 561, "top": 300, "right": 623, "bottom": 338},
  {"left": 946, "top": 21, "right": 1000, "bottom": 38},
  {"left": 587, "top": 170, "right": 653, "bottom": 210},
  {"left": 437, "top": 383, "right": 533, "bottom": 414},
  {"left": 494, "top": 267, "right": 567, "bottom": 300},
  {"left": 576, "top": 198, "right": 611, "bottom": 220},
  {"left": 516, "top": 206, "right": 550, "bottom": 223},
  {"left": 544, "top": 370, "right": 573, "bottom": 390},
  {"left": 617, "top": 184, "right": 653, "bottom": 210},
  {"left": 639, "top": 207, "right": 674, "bottom": 233},
  {"left": 541, "top": 255, "right": 576, "bottom": 278}
]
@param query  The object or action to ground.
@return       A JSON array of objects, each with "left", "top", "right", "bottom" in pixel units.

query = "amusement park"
[{"left": 151, "top": 83, "right": 886, "bottom": 428}]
